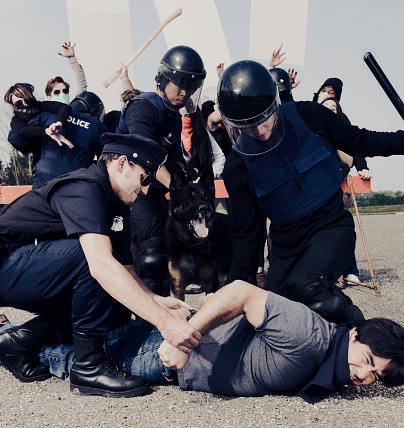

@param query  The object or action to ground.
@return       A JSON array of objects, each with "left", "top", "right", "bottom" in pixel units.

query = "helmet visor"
[{"left": 221, "top": 94, "right": 285, "bottom": 155}]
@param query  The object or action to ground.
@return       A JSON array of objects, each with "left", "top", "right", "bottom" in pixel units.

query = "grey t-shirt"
[{"left": 178, "top": 292, "right": 337, "bottom": 396}]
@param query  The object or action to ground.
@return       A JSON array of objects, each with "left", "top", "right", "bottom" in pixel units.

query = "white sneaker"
[{"left": 345, "top": 274, "right": 359, "bottom": 284}]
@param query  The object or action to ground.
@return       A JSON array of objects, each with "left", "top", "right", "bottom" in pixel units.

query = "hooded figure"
[{"left": 313, "top": 77, "right": 343, "bottom": 102}]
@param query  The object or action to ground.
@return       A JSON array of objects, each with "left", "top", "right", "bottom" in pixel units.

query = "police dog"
[{"left": 165, "top": 163, "right": 220, "bottom": 301}]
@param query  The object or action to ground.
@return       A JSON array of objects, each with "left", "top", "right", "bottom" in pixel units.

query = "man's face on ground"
[
  {"left": 164, "top": 82, "right": 191, "bottom": 108},
  {"left": 347, "top": 328, "right": 391, "bottom": 385},
  {"left": 241, "top": 114, "right": 277, "bottom": 142}
]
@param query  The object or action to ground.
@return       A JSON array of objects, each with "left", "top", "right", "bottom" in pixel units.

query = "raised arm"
[{"left": 58, "top": 41, "right": 87, "bottom": 95}]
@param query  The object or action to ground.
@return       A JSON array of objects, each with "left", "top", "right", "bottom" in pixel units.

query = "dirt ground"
[{"left": 1, "top": 214, "right": 404, "bottom": 427}]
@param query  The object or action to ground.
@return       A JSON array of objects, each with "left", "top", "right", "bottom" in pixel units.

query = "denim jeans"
[{"left": 0, "top": 319, "right": 177, "bottom": 386}]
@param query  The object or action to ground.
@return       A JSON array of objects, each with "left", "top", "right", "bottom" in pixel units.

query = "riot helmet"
[
  {"left": 70, "top": 91, "right": 105, "bottom": 121},
  {"left": 155, "top": 45, "right": 206, "bottom": 114},
  {"left": 217, "top": 60, "right": 284, "bottom": 156},
  {"left": 269, "top": 68, "right": 293, "bottom": 102}
]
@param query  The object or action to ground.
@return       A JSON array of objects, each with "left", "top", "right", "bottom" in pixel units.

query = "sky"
[{"left": 0, "top": 0, "right": 403, "bottom": 191}]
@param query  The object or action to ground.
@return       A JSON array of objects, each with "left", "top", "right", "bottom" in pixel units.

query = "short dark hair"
[
  {"left": 121, "top": 88, "right": 142, "bottom": 103},
  {"left": 351, "top": 318, "right": 404, "bottom": 387},
  {"left": 45, "top": 76, "right": 70, "bottom": 96}
]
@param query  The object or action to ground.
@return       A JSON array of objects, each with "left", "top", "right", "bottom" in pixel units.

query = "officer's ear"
[{"left": 116, "top": 155, "right": 128, "bottom": 172}]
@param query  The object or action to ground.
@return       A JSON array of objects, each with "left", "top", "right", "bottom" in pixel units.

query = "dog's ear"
[
  {"left": 199, "top": 163, "right": 215, "bottom": 196},
  {"left": 169, "top": 163, "right": 188, "bottom": 197}
]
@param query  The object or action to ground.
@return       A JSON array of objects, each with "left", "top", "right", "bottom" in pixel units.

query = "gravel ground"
[{"left": 1, "top": 214, "right": 404, "bottom": 427}]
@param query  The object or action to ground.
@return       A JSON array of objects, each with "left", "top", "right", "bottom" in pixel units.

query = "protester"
[
  {"left": 0, "top": 133, "right": 201, "bottom": 397},
  {"left": 5, "top": 83, "right": 72, "bottom": 151},
  {"left": 8, "top": 90, "right": 108, "bottom": 188},
  {"left": 45, "top": 41, "right": 87, "bottom": 103},
  {"left": 179, "top": 106, "right": 225, "bottom": 179},
  {"left": 2, "top": 281, "right": 403, "bottom": 403},
  {"left": 118, "top": 45, "right": 206, "bottom": 296},
  {"left": 220, "top": 60, "right": 404, "bottom": 323}
]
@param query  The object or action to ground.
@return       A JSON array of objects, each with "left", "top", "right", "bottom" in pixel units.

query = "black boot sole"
[{"left": 69, "top": 382, "right": 150, "bottom": 398}]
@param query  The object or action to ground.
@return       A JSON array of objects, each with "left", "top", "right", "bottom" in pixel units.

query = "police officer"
[
  {"left": 0, "top": 133, "right": 200, "bottom": 397},
  {"left": 268, "top": 67, "right": 293, "bottom": 103},
  {"left": 219, "top": 60, "right": 404, "bottom": 323},
  {"left": 8, "top": 91, "right": 108, "bottom": 188},
  {"left": 119, "top": 45, "right": 206, "bottom": 296}
]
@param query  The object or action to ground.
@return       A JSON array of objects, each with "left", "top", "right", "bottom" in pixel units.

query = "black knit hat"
[
  {"left": 100, "top": 133, "right": 167, "bottom": 179},
  {"left": 313, "top": 77, "right": 343, "bottom": 102}
]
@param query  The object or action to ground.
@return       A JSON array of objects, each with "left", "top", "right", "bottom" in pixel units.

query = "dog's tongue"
[{"left": 191, "top": 218, "right": 209, "bottom": 238}]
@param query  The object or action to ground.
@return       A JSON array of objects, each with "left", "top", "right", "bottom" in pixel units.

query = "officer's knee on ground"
[{"left": 287, "top": 276, "right": 349, "bottom": 323}]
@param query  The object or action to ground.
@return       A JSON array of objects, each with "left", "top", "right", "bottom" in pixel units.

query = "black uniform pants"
[
  {"left": 0, "top": 239, "right": 126, "bottom": 341},
  {"left": 264, "top": 222, "right": 356, "bottom": 297}
]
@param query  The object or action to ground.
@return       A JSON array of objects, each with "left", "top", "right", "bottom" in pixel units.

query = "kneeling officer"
[{"left": 0, "top": 132, "right": 200, "bottom": 397}]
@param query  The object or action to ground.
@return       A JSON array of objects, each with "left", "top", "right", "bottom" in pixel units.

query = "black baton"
[{"left": 363, "top": 52, "right": 404, "bottom": 121}]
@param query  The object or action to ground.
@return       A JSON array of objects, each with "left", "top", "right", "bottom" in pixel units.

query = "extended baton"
[{"left": 363, "top": 52, "right": 404, "bottom": 121}]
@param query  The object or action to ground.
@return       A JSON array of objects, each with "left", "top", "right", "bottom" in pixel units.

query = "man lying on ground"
[{"left": 1, "top": 281, "right": 403, "bottom": 403}]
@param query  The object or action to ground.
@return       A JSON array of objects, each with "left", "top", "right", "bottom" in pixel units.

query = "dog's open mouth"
[{"left": 188, "top": 217, "right": 209, "bottom": 239}]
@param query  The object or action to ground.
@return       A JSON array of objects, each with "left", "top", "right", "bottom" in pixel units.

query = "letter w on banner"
[
  {"left": 250, "top": 0, "right": 308, "bottom": 66},
  {"left": 153, "top": 0, "right": 232, "bottom": 94}
]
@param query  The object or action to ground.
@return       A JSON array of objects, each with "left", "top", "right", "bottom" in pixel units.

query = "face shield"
[
  {"left": 157, "top": 62, "right": 205, "bottom": 114},
  {"left": 221, "top": 91, "right": 285, "bottom": 156}
]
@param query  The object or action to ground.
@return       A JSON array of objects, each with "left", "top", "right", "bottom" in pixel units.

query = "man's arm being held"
[
  {"left": 79, "top": 233, "right": 201, "bottom": 353},
  {"left": 158, "top": 281, "right": 269, "bottom": 369}
]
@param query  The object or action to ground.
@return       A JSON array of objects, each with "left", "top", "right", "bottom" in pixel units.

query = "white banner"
[
  {"left": 66, "top": 0, "right": 133, "bottom": 112},
  {"left": 249, "top": 0, "right": 308, "bottom": 66},
  {"left": 153, "top": 0, "right": 232, "bottom": 91}
]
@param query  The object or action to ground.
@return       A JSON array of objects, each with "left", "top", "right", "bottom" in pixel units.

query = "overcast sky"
[{"left": 0, "top": 0, "right": 403, "bottom": 191}]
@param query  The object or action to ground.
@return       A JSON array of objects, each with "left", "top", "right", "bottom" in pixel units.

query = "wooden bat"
[{"left": 103, "top": 7, "right": 182, "bottom": 88}]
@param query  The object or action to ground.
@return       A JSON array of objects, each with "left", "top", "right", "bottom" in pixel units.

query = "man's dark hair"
[
  {"left": 351, "top": 318, "right": 404, "bottom": 387},
  {"left": 45, "top": 76, "right": 70, "bottom": 96},
  {"left": 121, "top": 89, "right": 142, "bottom": 103}
]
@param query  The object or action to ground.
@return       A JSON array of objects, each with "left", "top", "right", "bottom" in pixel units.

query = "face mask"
[{"left": 51, "top": 93, "right": 70, "bottom": 104}]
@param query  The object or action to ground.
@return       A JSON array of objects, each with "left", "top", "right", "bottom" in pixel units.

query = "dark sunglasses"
[
  {"left": 13, "top": 100, "right": 26, "bottom": 109},
  {"left": 52, "top": 88, "right": 69, "bottom": 95},
  {"left": 129, "top": 161, "right": 153, "bottom": 186}
]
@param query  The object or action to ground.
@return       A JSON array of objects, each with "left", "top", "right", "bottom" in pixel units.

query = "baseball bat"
[
  {"left": 363, "top": 52, "right": 404, "bottom": 121},
  {"left": 102, "top": 7, "right": 183, "bottom": 88}
]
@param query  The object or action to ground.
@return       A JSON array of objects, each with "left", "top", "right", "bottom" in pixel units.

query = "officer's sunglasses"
[
  {"left": 128, "top": 160, "right": 153, "bottom": 186},
  {"left": 52, "top": 88, "right": 70, "bottom": 95},
  {"left": 13, "top": 100, "right": 27, "bottom": 109}
]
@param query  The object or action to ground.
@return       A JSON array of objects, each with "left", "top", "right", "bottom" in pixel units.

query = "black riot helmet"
[
  {"left": 269, "top": 68, "right": 293, "bottom": 102},
  {"left": 217, "top": 60, "right": 285, "bottom": 156},
  {"left": 155, "top": 45, "right": 206, "bottom": 114},
  {"left": 70, "top": 91, "right": 105, "bottom": 121}
]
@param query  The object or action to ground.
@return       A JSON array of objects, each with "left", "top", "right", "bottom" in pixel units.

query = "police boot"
[
  {"left": 0, "top": 317, "right": 56, "bottom": 382},
  {"left": 69, "top": 331, "right": 149, "bottom": 398},
  {"left": 287, "top": 276, "right": 349, "bottom": 323}
]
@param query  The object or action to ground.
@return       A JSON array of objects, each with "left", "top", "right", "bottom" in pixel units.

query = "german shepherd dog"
[{"left": 165, "top": 163, "right": 220, "bottom": 301}]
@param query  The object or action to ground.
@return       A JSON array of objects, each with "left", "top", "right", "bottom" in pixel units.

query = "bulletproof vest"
[
  {"left": 8, "top": 110, "right": 106, "bottom": 188},
  {"left": 0, "top": 163, "right": 113, "bottom": 256},
  {"left": 238, "top": 102, "right": 343, "bottom": 225},
  {"left": 118, "top": 92, "right": 182, "bottom": 171}
]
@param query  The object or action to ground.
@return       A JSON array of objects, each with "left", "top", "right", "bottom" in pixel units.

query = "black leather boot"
[
  {"left": 0, "top": 317, "right": 56, "bottom": 382},
  {"left": 69, "top": 331, "right": 149, "bottom": 397}
]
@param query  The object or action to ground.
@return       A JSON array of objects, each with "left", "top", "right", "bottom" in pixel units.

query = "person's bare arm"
[
  {"left": 79, "top": 233, "right": 201, "bottom": 352},
  {"left": 156, "top": 165, "right": 171, "bottom": 188},
  {"left": 337, "top": 150, "right": 353, "bottom": 168},
  {"left": 206, "top": 110, "right": 223, "bottom": 132},
  {"left": 158, "top": 281, "right": 269, "bottom": 369}
]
